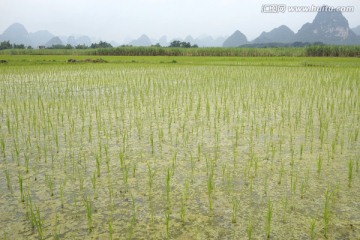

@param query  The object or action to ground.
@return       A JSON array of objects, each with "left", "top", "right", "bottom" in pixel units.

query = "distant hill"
[
  {"left": 158, "top": 36, "right": 168, "bottom": 46},
  {"left": 0, "top": 23, "right": 93, "bottom": 48},
  {"left": 166, "top": 35, "right": 226, "bottom": 47},
  {"left": 222, "top": 30, "right": 247, "bottom": 47},
  {"left": 253, "top": 25, "right": 294, "bottom": 44},
  {"left": 29, "top": 30, "right": 54, "bottom": 47},
  {"left": 184, "top": 35, "right": 195, "bottom": 45},
  {"left": 66, "top": 35, "right": 92, "bottom": 46},
  {"left": 352, "top": 26, "right": 360, "bottom": 36},
  {"left": 0, "top": 23, "right": 31, "bottom": 46},
  {"left": 76, "top": 36, "right": 92, "bottom": 46},
  {"left": 45, "top": 37, "right": 63, "bottom": 47},
  {"left": 294, "top": 7, "right": 360, "bottom": 45},
  {"left": 196, "top": 35, "right": 226, "bottom": 47},
  {"left": 129, "top": 34, "right": 152, "bottom": 46}
]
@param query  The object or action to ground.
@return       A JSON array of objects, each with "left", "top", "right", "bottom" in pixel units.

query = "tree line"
[
  {"left": 0, "top": 41, "right": 33, "bottom": 50},
  {"left": 1, "top": 40, "right": 198, "bottom": 50}
]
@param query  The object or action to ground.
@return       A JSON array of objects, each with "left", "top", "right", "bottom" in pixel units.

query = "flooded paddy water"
[{"left": 0, "top": 58, "right": 359, "bottom": 239}]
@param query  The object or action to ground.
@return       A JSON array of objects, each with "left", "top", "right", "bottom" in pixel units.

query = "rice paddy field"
[{"left": 0, "top": 55, "right": 359, "bottom": 239}]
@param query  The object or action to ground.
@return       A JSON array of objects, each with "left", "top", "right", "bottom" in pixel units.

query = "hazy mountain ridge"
[
  {"left": 1, "top": 8, "right": 360, "bottom": 48},
  {"left": 252, "top": 25, "right": 295, "bottom": 44},
  {"left": 351, "top": 26, "right": 360, "bottom": 36},
  {"left": 222, "top": 30, "right": 248, "bottom": 47},
  {"left": 0, "top": 23, "right": 93, "bottom": 48},
  {"left": 224, "top": 9, "right": 360, "bottom": 47},
  {"left": 0, "top": 23, "right": 31, "bottom": 46},
  {"left": 128, "top": 34, "right": 227, "bottom": 47},
  {"left": 293, "top": 10, "right": 359, "bottom": 45}
]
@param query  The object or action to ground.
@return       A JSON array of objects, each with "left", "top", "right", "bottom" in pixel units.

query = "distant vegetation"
[
  {"left": 1, "top": 41, "right": 359, "bottom": 57},
  {"left": 168, "top": 40, "right": 198, "bottom": 48},
  {"left": 305, "top": 45, "right": 360, "bottom": 57},
  {"left": 0, "top": 41, "right": 32, "bottom": 50}
]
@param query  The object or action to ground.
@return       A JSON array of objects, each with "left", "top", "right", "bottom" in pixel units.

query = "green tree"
[
  {"left": 0, "top": 41, "right": 12, "bottom": 50},
  {"left": 90, "top": 41, "right": 112, "bottom": 48}
]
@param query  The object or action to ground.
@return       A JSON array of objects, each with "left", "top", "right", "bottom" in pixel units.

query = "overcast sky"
[{"left": 0, "top": 0, "right": 359, "bottom": 43}]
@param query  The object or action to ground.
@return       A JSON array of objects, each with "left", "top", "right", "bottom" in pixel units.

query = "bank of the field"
[{"left": 1, "top": 55, "right": 359, "bottom": 69}]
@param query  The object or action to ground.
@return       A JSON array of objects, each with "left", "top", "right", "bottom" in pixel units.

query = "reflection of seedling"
[
  {"left": 266, "top": 198, "right": 273, "bottom": 239},
  {"left": 300, "top": 168, "right": 309, "bottom": 199},
  {"left": 1, "top": 138, "right": 5, "bottom": 158},
  {"left": 45, "top": 174, "right": 54, "bottom": 196},
  {"left": 278, "top": 161, "right": 285, "bottom": 185},
  {"left": 24, "top": 153, "right": 29, "bottom": 174},
  {"left": 317, "top": 155, "right": 322, "bottom": 177},
  {"left": 18, "top": 173, "right": 24, "bottom": 202},
  {"left": 310, "top": 218, "right": 316, "bottom": 240},
  {"left": 207, "top": 160, "right": 214, "bottom": 212},
  {"left": 180, "top": 193, "right": 186, "bottom": 223},
  {"left": 165, "top": 209, "right": 171, "bottom": 238},
  {"left": 91, "top": 172, "right": 96, "bottom": 191},
  {"left": 4, "top": 168, "right": 12, "bottom": 192},
  {"left": 323, "top": 189, "right": 332, "bottom": 237},
  {"left": 147, "top": 162, "right": 156, "bottom": 201},
  {"left": 190, "top": 153, "right": 195, "bottom": 182},
  {"left": 231, "top": 197, "right": 239, "bottom": 223},
  {"left": 132, "top": 162, "right": 137, "bottom": 178},
  {"left": 348, "top": 159, "right": 353, "bottom": 187},
  {"left": 108, "top": 216, "right": 113, "bottom": 240},
  {"left": 122, "top": 163, "right": 129, "bottom": 189},
  {"left": 226, "top": 169, "right": 232, "bottom": 195},
  {"left": 281, "top": 197, "right": 288, "bottom": 222},
  {"left": 60, "top": 180, "right": 66, "bottom": 208},
  {"left": 130, "top": 191, "right": 136, "bottom": 223},
  {"left": 96, "top": 154, "right": 100, "bottom": 177},
  {"left": 34, "top": 206, "right": 44, "bottom": 239},
  {"left": 84, "top": 196, "right": 93, "bottom": 232},
  {"left": 247, "top": 218, "right": 253, "bottom": 240},
  {"left": 166, "top": 167, "right": 171, "bottom": 210},
  {"left": 150, "top": 132, "right": 154, "bottom": 154}
]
